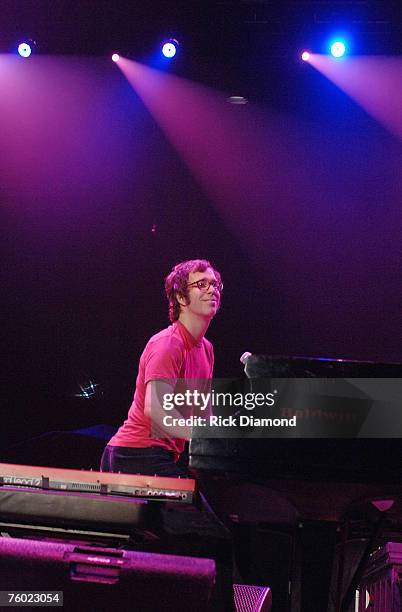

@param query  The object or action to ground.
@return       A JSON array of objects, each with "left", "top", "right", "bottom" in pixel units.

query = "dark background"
[{"left": 1, "top": 1, "right": 401, "bottom": 453}]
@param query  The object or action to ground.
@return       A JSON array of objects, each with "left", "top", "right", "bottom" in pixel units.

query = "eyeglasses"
[{"left": 187, "top": 278, "right": 223, "bottom": 293}]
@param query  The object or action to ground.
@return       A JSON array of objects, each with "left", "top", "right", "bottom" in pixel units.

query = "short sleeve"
[{"left": 143, "top": 336, "right": 185, "bottom": 385}]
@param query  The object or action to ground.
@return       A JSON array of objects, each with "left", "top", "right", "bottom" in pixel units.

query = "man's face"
[{"left": 184, "top": 267, "right": 221, "bottom": 320}]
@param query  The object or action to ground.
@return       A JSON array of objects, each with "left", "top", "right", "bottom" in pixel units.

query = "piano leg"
[
  {"left": 155, "top": 497, "right": 234, "bottom": 612},
  {"left": 292, "top": 521, "right": 338, "bottom": 612}
]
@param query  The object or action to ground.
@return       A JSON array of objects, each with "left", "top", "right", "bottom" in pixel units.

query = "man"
[
  {"left": 101, "top": 259, "right": 233, "bottom": 611},
  {"left": 101, "top": 258, "right": 222, "bottom": 477}
]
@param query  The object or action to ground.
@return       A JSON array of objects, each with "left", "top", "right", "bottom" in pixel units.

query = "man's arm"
[{"left": 145, "top": 380, "right": 191, "bottom": 439}]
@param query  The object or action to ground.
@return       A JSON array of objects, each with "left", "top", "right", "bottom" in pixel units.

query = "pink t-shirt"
[{"left": 108, "top": 320, "right": 214, "bottom": 460}]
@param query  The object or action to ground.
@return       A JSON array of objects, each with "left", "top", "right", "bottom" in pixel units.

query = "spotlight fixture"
[
  {"left": 227, "top": 96, "right": 248, "bottom": 105},
  {"left": 111, "top": 53, "right": 120, "bottom": 62},
  {"left": 18, "top": 42, "right": 32, "bottom": 58},
  {"left": 161, "top": 38, "right": 179, "bottom": 59},
  {"left": 301, "top": 51, "right": 310, "bottom": 61},
  {"left": 330, "top": 41, "right": 346, "bottom": 58}
]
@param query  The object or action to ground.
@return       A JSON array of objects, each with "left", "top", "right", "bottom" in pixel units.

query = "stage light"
[
  {"left": 330, "top": 41, "right": 346, "bottom": 58},
  {"left": 112, "top": 53, "right": 120, "bottom": 62},
  {"left": 227, "top": 96, "right": 248, "bottom": 105},
  {"left": 73, "top": 379, "right": 100, "bottom": 399},
  {"left": 18, "top": 42, "right": 32, "bottom": 58},
  {"left": 301, "top": 51, "right": 310, "bottom": 62},
  {"left": 162, "top": 39, "right": 179, "bottom": 59}
]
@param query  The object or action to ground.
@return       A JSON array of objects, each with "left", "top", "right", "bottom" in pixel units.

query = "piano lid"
[{"left": 243, "top": 355, "right": 402, "bottom": 378}]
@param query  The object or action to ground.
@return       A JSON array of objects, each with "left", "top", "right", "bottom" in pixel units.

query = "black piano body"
[{"left": 190, "top": 356, "right": 402, "bottom": 612}]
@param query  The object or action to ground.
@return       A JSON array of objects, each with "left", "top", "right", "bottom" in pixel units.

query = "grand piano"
[{"left": 189, "top": 356, "right": 402, "bottom": 612}]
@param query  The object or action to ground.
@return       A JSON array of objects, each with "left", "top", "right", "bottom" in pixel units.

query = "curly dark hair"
[{"left": 165, "top": 259, "right": 221, "bottom": 322}]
